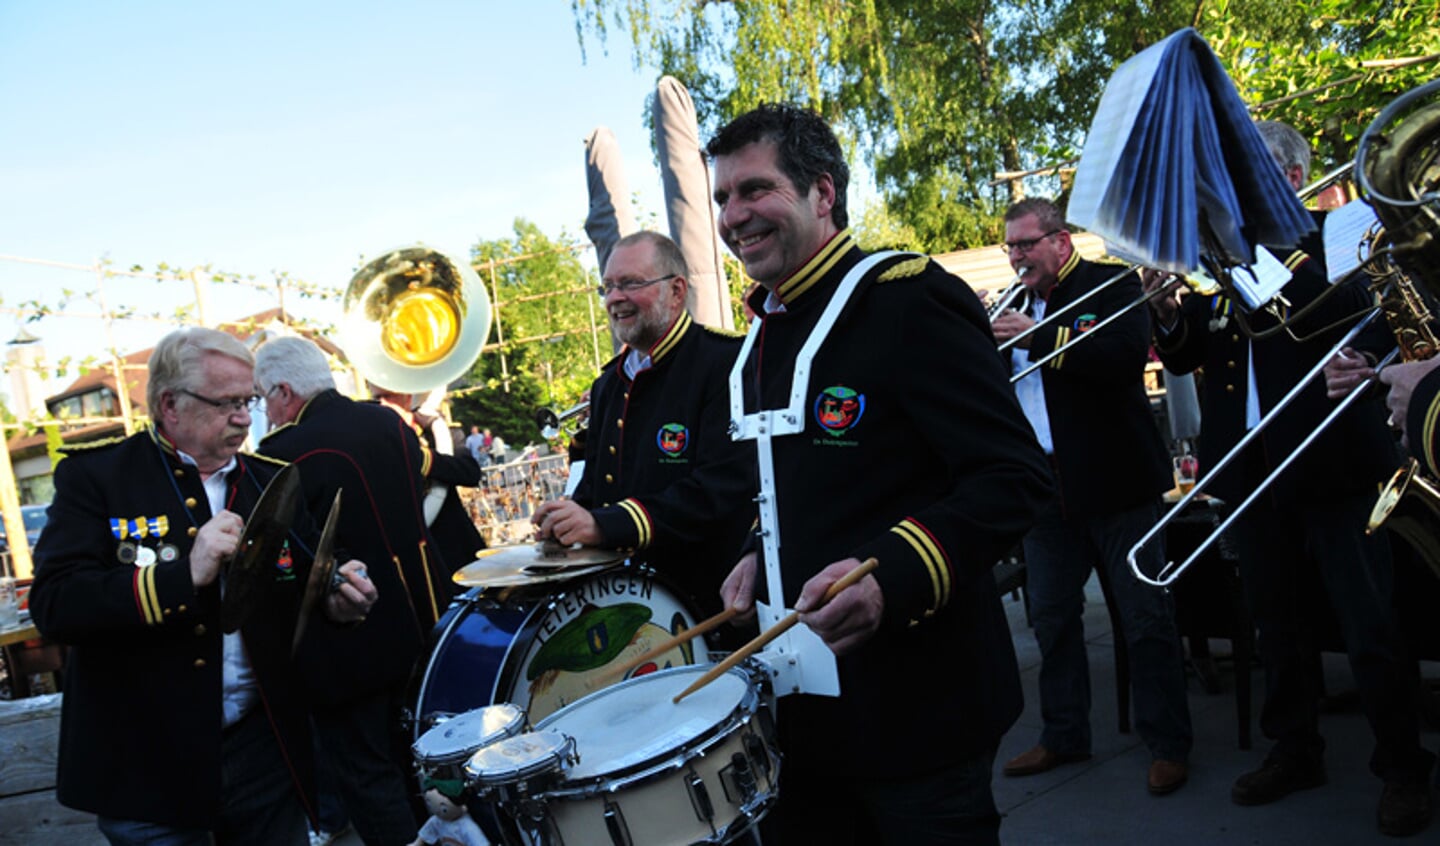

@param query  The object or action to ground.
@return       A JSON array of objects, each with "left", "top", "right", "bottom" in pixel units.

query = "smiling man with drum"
[
  {"left": 709, "top": 104, "right": 1051, "bottom": 845},
  {"left": 532, "top": 230, "right": 756, "bottom": 644}
]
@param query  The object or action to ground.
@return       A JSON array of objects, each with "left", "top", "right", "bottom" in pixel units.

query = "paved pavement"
[{"left": 330, "top": 573, "right": 1439, "bottom": 845}]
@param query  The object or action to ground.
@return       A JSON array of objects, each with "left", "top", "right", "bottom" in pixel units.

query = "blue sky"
[{"left": 0, "top": 1, "right": 671, "bottom": 400}]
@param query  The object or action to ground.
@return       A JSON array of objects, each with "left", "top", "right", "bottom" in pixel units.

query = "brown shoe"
[
  {"left": 1003, "top": 744, "right": 1091, "bottom": 777},
  {"left": 1148, "top": 759, "right": 1189, "bottom": 795}
]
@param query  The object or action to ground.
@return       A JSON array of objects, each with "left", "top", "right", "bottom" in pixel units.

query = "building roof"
[
  {"left": 4, "top": 309, "right": 341, "bottom": 455},
  {"left": 933, "top": 231, "right": 1109, "bottom": 295}
]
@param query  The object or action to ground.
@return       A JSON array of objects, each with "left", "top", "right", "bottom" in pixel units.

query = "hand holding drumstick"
[{"left": 675, "top": 558, "right": 880, "bottom": 704}]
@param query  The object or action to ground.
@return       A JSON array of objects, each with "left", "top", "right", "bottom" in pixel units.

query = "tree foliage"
[
  {"left": 573, "top": 0, "right": 1439, "bottom": 252},
  {"left": 449, "top": 220, "right": 609, "bottom": 449}
]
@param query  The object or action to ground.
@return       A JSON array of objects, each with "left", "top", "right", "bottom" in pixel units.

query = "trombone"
[
  {"left": 999, "top": 164, "right": 1356, "bottom": 369},
  {"left": 986, "top": 276, "right": 1029, "bottom": 322},
  {"left": 1127, "top": 309, "right": 1393, "bottom": 586},
  {"left": 1128, "top": 82, "right": 1440, "bottom": 588}
]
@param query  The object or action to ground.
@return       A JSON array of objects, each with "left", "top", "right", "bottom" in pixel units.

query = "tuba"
[
  {"left": 1357, "top": 78, "right": 1440, "bottom": 578},
  {"left": 338, "top": 247, "right": 493, "bottom": 527},
  {"left": 338, "top": 246, "right": 492, "bottom": 393}
]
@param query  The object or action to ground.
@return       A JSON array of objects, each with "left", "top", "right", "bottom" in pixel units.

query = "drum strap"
[{"left": 727, "top": 251, "right": 908, "bottom": 694}]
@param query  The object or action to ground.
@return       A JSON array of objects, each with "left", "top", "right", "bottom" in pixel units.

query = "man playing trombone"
[
  {"left": 1143, "top": 121, "right": 1434, "bottom": 837},
  {"left": 993, "top": 198, "right": 1194, "bottom": 795}
]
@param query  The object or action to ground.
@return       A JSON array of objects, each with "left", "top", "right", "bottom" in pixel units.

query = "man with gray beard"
[{"left": 532, "top": 230, "right": 755, "bottom": 638}]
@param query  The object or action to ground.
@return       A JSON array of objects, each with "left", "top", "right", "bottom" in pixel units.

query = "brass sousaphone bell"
[{"left": 338, "top": 246, "right": 493, "bottom": 393}]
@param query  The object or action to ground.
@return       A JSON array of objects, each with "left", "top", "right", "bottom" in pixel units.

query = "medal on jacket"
[
  {"left": 148, "top": 515, "right": 178, "bottom": 563},
  {"left": 111, "top": 517, "right": 139, "bottom": 565},
  {"left": 1208, "top": 297, "right": 1231, "bottom": 332}
]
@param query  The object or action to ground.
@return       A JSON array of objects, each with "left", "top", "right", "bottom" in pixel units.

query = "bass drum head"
[{"left": 415, "top": 567, "right": 702, "bottom": 729}]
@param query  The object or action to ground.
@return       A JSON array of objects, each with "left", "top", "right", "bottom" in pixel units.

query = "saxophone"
[{"left": 1358, "top": 78, "right": 1440, "bottom": 579}]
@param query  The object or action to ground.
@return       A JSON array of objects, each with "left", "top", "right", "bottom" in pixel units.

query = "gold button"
[
  {"left": 177, "top": 604, "right": 187, "bottom": 613},
  {"left": 193, "top": 658, "right": 206, "bottom": 669},
  {"left": 624, "top": 392, "right": 630, "bottom": 400},
  {"left": 1225, "top": 384, "right": 1235, "bottom": 393},
  {"left": 1231, "top": 334, "right": 1240, "bottom": 342},
  {"left": 174, "top": 468, "right": 185, "bottom": 478},
  {"left": 184, "top": 497, "right": 198, "bottom": 509},
  {"left": 617, "top": 419, "right": 624, "bottom": 429},
  {"left": 194, "top": 624, "right": 206, "bottom": 636},
  {"left": 609, "top": 446, "right": 616, "bottom": 455},
  {"left": 163, "top": 608, "right": 172, "bottom": 616},
  {"left": 605, "top": 474, "right": 614, "bottom": 483},
  {"left": 1227, "top": 361, "right": 1236, "bottom": 368},
  {"left": 188, "top": 527, "right": 198, "bottom": 538}
]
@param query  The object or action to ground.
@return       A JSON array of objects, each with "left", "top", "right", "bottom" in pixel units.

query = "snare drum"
[
  {"left": 415, "top": 567, "right": 702, "bottom": 728},
  {"left": 530, "top": 663, "right": 779, "bottom": 846},
  {"left": 411, "top": 703, "right": 526, "bottom": 787}
]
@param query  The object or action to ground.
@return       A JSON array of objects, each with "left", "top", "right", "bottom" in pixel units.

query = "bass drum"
[{"left": 415, "top": 565, "right": 703, "bottom": 730}]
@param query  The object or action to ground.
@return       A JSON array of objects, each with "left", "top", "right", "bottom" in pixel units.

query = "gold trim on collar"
[
  {"left": 1055, "top": 249, "right": 1082, "bottom": 284},
  {"left": 645, "top": 311, "right": 693, "bottom": 365},
  {"left": 774, "top": 230, "right": 858, "bottom": 304}
]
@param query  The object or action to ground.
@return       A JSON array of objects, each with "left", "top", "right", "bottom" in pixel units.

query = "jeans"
[
  {"left": 99, "top": 707, "right": 308, "bottom": 846},
  {"left": 1023, "top": 497, "right": 1193, "bottom": 762}
]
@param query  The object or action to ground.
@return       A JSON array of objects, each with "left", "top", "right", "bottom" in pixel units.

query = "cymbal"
[
  {"left": 453, "top": 542, "right": 625, "bottom": 588},
  {"left": 222, "top": 463, "right": 302, "bottom": 634},
  {"left": 293, "top": 488, "right": 343, "bottom": 656}
]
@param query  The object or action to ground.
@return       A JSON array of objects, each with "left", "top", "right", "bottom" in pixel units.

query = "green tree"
[
  {"left": 450, "top": 220, "right": 610, "bottom": 449},
  {"left": 573, "top": 0, "right": 1435, "bottom": 248}
]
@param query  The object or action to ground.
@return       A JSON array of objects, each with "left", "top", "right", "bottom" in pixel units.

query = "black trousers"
[{"left": 312, "top": 686, "right": 420, "bottom": 846}]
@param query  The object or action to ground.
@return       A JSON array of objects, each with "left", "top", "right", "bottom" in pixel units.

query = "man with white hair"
[
  {"left": 256, "top": 335, "right": 448, "bottom": 846},
  {"left": 31, "top": 326, "right": 375, "bottom": 845}
]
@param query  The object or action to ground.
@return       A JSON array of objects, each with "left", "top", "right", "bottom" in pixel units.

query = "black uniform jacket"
[
  {"left": 414, "top": 416, "right": 487, "bottom": 576},
  {"left": 260, "top": 389, "right": 451, "bottom": 707},
  {"left": 575, "top": 310, "right": 757, "bottom": 622},
  {"left": 1024, "top": 253, "right": 1172, "bottom": 518},
  {"left": 737, "top": 231, "right": 1052, "bottom": 773},
  {"left": 29, "top": 428, "right": 315, "bottom": 828},
  {"left": 1153, "top": 220, "right": 1396, "bottom": 505}
]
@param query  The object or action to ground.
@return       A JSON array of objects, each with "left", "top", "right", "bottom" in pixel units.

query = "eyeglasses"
[
  {"left": 596, "top": 274, "right": 676, "bottom": 298},
  {"left": 1004, "top": 229, "right": 1062, "bottom": 254},
  {"left": 180, "top": 389, "right": 261, "bottom": 414}
]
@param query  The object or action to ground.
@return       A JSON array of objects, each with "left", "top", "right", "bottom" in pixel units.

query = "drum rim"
[
  {"left": 411, "top": 702, "right": 527, "bottom": 765},
  {"left": 464, "top": 730, "right": 576, "bottom": 784}
]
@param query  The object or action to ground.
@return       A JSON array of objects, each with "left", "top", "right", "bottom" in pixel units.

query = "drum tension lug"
[
  {"left": 745, "top": 725, "right": 774, "bottom": 782},
  {"left": 686, "top": 770, "right": 716, "bottom": 825},
  {"left": 721, "top": 751, "right": 758, "bottom": 805},
  {"left": 603, "top": 798, "right": 633, "bottom": 846}
]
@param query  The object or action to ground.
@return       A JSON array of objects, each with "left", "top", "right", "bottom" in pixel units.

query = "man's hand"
[
  {"left": 324, "top": 560, "right": 377, "bottom": 624},
  {"left": 1379, "top": 358, "right": 1440, "bottom": 449},
  {"left": 795, "top": 557, "right": 884, "bottom": 656},
  {"left": 191, "top": 510, "right": 242, "bottom": 587},
  {"left": 1323, "top": 346, "right": 1377, "bottom": 400},
  {"left": 531, "top": 499, "right": 602, "bottom": 547},
  {"left": 1140, "top": 268, "right": 1186, "bottom": 329},
  {"left": 990, "top": 311, "right": 1036, "bottom": 348},
  {"left": 720, "top": 552, "right": 759, "bottom": 625}
]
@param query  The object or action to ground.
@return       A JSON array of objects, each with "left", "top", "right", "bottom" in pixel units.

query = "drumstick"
[
  {"left": 601, "top": 607, "right": 739, "bottom": 683},
  {"left": 672, "top": 557, "right": 879, "bottom": 704}
]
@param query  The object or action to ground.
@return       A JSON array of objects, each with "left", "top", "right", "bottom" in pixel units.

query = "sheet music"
[
  {"left": 1069, "top": 28, "right": 1316, "bottom": 279},
  {"left": 1227, "top": 246, "right": 1293, "bottom": 311},
  {"left": 1323, "top": 201, "right": 1381, "bottom": 284}
]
